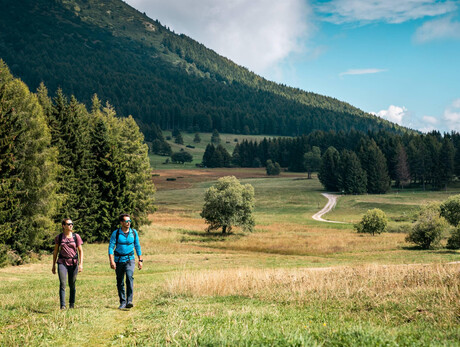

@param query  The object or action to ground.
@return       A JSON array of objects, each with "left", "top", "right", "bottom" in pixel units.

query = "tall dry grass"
[{"left": 165, "top": 263, "right": 460, "bottom": 321}]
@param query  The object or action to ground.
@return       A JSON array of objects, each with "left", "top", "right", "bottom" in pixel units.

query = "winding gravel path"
[{"left": 312, "top": 193, "right": 344, "bottom": 223}]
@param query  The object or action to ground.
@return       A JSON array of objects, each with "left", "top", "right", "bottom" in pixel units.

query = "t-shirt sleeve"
[
  {"left": 54, "top": 235, "right": 60, "bottom": 244},
  {"left": 76, "top": 234, "right": 83, "bottom": 247}
]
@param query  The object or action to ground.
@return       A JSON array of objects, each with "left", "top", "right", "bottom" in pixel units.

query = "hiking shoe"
[
  {"left": 118, "top": 303, "right": 127, "bottom": 309},
  {"left": 126, "top": 302, "right": 133, "bottom": 308},
  {"left": 69, "top": 304, "right": 75, "bottom": 309},
  {"left": 60, "top": 306, "right": 66, "bottom": 310}
]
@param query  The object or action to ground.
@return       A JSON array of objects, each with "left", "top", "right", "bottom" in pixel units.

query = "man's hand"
[
  {"left": 52, "top": 265, "right": 56, "bottom": 274},
  {"left": 79, "top": 264, "right": 83, "bottom": 272},
  {"left": 110, "top": 261, "right": 116, "bottom": 270},
  {"left": 138, "top": 261, "right": 143, "bottom": 270}
]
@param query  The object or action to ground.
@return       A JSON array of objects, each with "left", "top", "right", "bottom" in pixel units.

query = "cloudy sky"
[{"left": 124, "top": 0, "right": 460, "bottom": 133}]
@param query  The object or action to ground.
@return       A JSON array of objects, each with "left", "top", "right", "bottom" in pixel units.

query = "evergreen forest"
[
  {"left": 0, "top": 61, "right": 155, "bottom": 266},
  {"left": 202, "top": 129, "right": 460, "bottom": 194},
  {"left": 0, "top": 0, "right": 406, "bottom": 138}
]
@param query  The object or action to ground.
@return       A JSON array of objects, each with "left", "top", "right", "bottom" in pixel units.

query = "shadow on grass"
[
  {"left": 401, "top": 246, "right": 459, "bottom": 254},
  {"left": 178, "top": 229, "right": 244, "bottom": 243}
]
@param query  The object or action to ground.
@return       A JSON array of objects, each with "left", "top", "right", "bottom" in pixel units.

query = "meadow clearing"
[{"left": 0, "top": 169, "right": 459, "bottom": 346}]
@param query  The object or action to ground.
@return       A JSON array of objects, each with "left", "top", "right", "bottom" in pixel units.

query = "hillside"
[{"left": 0, "top": 0, "right": 405, "bottom": 136}]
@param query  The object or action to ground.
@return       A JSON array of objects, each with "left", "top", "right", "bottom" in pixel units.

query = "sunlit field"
[{"left": 1, "top": 170, "right": 459, "bottom": 346}]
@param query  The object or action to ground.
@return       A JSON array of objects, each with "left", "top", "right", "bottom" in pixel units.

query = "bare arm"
[
  {"left": 52, "top": 243, "right": 59, "bottom": 274},
  {"left": 77, "top": 245, "right": 84, "bottom": 272}
]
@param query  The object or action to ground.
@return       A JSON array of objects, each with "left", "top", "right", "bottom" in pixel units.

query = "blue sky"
[{"left": 124, "top": 0, "right": 460, "bottom": 133}]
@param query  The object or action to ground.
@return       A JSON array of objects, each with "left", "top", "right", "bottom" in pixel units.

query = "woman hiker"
[{"left": 52, "top": 218, "right": 84, "bottom": 309}]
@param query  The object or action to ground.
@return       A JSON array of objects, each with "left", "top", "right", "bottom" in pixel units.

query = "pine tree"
[
  {"left": 211, "top": 129, "right": 221, "bottom": 144},
  {"left": 304, "top": 146, "right": 321, "bottom": 179},
  {"left": 395, "top": 144, "right": 411, "bottom": 189},
  {"left": 358, "top": 138, "right": 390, "bottom": 193},
  {"left": 174, "top": 132, "right": 184, "bottom": 145},
  {"left": 193, "top": 132, "right": 201, "bottom": 143},
  {"left": 202, "top": 144, "right": 215, "bottom": 167},
  {"left": 438, "top": 137, "right": 455, "bottom": 189},
  {"left": 0, "top": 61, "right": 59, "bottom": 262},
  {"left": 338, "top": 150, "right": 367, "bottom": 194},
  {"left": 318, "top": 146, "right": 340, "bottom": 191}
]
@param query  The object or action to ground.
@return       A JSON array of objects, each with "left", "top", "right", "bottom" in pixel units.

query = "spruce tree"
[
  {"left": 358, "top": 138, "right": 390, "bottom": 193},
  {"left": 318, "top": 146, "right": 340, "bottom": 191},
  {"left": 338, "top": 150, "right": 367, "bottom": 194},
  {"left": 211, "top": 129, "right": 221, "bottom": 144},
  {"left": 395, "top": 144, "right": 411, "bottom": 189},
  {"left": 0, "top": 61, "right": 59, "bottom": 263},
  {"left": 304, "top": 146, "right": 321, "bottom": 179}
]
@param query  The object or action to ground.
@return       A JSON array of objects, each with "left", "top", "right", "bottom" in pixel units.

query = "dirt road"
[{"left": 312, "top": 193, "right": 344, "bottom": 223}]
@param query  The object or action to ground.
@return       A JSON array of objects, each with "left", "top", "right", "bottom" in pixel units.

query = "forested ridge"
[{"left": 0, "top": 0, "right": 406, "bottom": 137}]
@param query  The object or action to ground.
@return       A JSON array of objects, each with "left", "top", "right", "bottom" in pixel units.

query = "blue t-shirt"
[{"left": 108, "top": 228, "right": 142, "bottom": 262}]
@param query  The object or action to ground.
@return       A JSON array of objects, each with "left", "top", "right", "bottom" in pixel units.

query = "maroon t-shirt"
[{"left": 55, "top": 233, "right": 83, "bottom": 266}]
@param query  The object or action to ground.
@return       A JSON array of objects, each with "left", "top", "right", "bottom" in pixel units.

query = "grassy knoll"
[{"left": 1, "top": 171, "right": 459, "bottom": 346}]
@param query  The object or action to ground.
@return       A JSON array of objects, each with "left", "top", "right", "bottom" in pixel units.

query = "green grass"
[
  {"left": 1, "top": 172, "right": 459, "bottom": 346},
  {"left": 149, "top": 132, "right": 282, "bottom": 170}
]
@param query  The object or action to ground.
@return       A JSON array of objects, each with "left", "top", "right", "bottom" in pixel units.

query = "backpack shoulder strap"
[{"left": 115, "top": 228, "right": 121, "bottom": 248}]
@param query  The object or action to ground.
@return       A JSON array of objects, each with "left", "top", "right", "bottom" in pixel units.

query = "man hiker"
[{"left": 108, "top": 214, "right": 143, "bottom": 309}]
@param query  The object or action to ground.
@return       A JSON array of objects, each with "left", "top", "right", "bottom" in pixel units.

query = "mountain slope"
[{"left": 0, "top": 0, "right": 405, "bottom": 136}]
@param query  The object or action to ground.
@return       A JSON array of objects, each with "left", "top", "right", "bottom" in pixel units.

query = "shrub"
[
  {"left": 406, "top": 204, "right": 447, "bottom": 249},
  {"left": 440, "top": 194, "right": 460, "bottom": 226},
  {"left": 446, "top": 227, "right": 460, "bottom": 249},
  {"left": 266, "top": 160, "right": 281, "bottom": 176},
  {"left": 355, "top": 209, "right": 388, "bottom": 235}
]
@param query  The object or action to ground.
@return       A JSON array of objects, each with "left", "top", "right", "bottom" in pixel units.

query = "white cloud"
[
  {"left": 443, "top": 98, "right": 460, "bottom": 131},
  {"left": 414, "top": 15, "right": 460, "bottom": 42},
  {"left": 339, "top": 68, "right": 387, "bottom": 76},
  {"left": 124, "top": 0, "right": 313, "bottom": 74},
  {"left": 373, "top": 105, "right": 408, "bottom": 125},
  {"left": 316, "top": 0, "right": 457, "bottom": 24},
  {"left": 422, "top": 115, "right": 438, "bottom": 124}
]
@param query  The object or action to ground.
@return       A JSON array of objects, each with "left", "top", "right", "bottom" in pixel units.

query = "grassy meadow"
[
  {"left": 1, "top": 170, "right": 459, "bottom": 346},
  {"left": 149, "top": 132, "right": 281, "bottom": 169}
]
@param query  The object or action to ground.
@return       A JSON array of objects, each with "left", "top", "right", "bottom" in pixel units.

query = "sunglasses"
[
  {"left": 65, "top": 223, "right": 74, "bottom": 226},
  {"left": 123, "top": 220, "right": 132, "bottom": 223}
]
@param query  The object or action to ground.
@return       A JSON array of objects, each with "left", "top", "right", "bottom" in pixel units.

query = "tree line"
[
  {"left": 0, "top": 61, "right": 155, "bottom": 266},
  {"left": 212, "top": 129, "right": 459, "bottom": 193}
]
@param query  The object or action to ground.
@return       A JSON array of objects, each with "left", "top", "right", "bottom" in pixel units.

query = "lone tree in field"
[
  {"left": 201, "top": 176, "right": 255, "bottom": 234},
  {"left": 355, "top": 209, "right": 388, "bottom": 236},
  {"left": 266, "top": 160, "right": 281, "bottom": 176}
]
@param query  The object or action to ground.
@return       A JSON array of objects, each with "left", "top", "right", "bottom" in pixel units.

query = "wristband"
[{"left": 139, "top": 259, "right": 143, "bottom": 262}]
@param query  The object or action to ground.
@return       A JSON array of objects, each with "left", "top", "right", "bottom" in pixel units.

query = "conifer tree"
[
  {"left": 358, "top": 138, "right": 390, "bottom": 193},
  {"left": 211, "top": 129, "right": 221, "bottom": 144},
  {"left": 338, "top": 150, "right": 367, "bottom": 194},
  {"left": 395, "top": 144, "right": 411, "bottom": 189},
  {"left": 174, "top": 132, "right": 184, "bottom": 145},
  {"left": 438, "top": 137, "right": 455, "bottom": 189},
  {"left": 0, "top": 61, "right": 59, "bottom": 263},
  {"left": 304, "top": 146, "right": 321, "bottom": 179},
  {"left": 318, "top": 146, "right": 340, "bottom": 191},
  {"left": 202, "top": 144, "right": 216, "bottom": 167}
]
